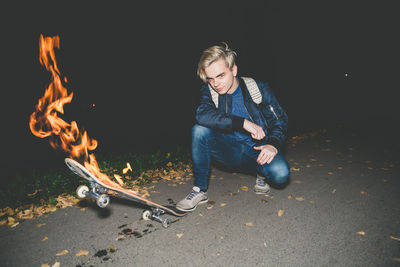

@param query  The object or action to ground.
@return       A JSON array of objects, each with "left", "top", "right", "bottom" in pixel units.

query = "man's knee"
[
  {"left": 262, "top": 160, "right": 290, "bottom": 185},
  {"left": 192, "top": 124, "right": 212, "bottom": 141}
]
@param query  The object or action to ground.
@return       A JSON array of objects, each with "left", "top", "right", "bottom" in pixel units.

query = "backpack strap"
[
  {"left": 208, "top": 76, "right": 262, "bottom": 108},
  {"left": 241, "top": 77, "right": 262, "bottom": 104}
]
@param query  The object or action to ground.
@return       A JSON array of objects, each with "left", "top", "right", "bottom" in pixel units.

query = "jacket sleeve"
[
  {"left": 257, "top": 81, "right": 288, "bottom": 149},
  {"left": 195, "top": 85, "right": 244, "bottom": 131}
]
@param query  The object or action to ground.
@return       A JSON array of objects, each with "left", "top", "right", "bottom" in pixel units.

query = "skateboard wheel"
[
  {"left": 76, "top": 185, "right": 89, "bottom": 198},
  {"left": 162, "top": 218, "right": 171, "bottom": 228},
  {"left": 142, "top": 210, "right": 152, "bottom": 221},
  {"left": 96, "top": 194, "right": 110, "bottom": 208}
]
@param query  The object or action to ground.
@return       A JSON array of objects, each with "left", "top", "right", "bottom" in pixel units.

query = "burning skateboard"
[{"left": 65, "top": 158, "right": 186, "bottom": 228}]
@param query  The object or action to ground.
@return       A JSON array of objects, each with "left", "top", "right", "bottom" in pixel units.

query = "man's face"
[{"left": 204, "top": 58, "right": 238, "bottom": 95}]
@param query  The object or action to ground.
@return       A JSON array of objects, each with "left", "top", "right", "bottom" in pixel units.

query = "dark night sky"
[{"left": 1, "top": 1, "right": 399, "bottom": 176}]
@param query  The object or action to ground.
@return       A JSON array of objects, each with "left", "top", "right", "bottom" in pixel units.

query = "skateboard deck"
[{"left": 65, "top": 158, "right": 186, "bottom": 227}]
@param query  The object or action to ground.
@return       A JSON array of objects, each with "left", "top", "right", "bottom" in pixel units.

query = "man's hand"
[
  {"left": 243, "top": 119, "right": 265, "bottom": 140},
  {"left": 253, "top": 144, "right": 278, "bottom": 165}
]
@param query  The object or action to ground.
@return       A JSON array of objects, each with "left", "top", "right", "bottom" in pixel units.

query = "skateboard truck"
[
  {"left": 76, "top": 183, "right": 110, "bottom": 208},
  {"left": 142, "top": 207, "right": 171, "bottom": 228}
]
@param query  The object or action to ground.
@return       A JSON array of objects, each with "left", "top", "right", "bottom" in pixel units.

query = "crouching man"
[{"left": 177, "top": 43, "right": 290, "bottom": 212}]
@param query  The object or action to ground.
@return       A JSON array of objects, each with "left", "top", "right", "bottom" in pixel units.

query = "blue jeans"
[{"left": 192, "top": 124, "right": 290, "bottom": 191}]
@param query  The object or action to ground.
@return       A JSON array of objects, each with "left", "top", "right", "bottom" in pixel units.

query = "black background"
[{"left": 1, "top": 1, "right": 399, "bottom": 177}]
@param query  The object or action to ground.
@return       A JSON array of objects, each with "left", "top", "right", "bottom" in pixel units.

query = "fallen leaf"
[
  {"left": 56, "top": 250, "right": 69, "bottom": 256},
  {"left": 337, "top": 167, "right": 343, "bottom": 170},
  {"left": 41, "top": 264, "right": 50, "bottom": 267},
  {"left": 357, "top": 231, "right": 365, "bottom": 236},
  {"left": 166, "top": 162, "right": 173, "bottom": 167},
  {"left": 241, "top": 186, "right": 248, "bottom": 192},
  {"left": 116, "top": 235, "right": 125, "bottom": 241},
  {"left": 332, "top": 189, "right": 337, "bottom": 193},
  {"left": 52, "top": 263, "right": 60, "bottom": 267},
  {"left": 368, "top": 167, "right": 374, "bottom": 170},
  {"left": 293, "top": 180, "right": 302, "bottom": 184},
  {"left": 290, "top": 167, "right": 300, "bottom": 172},
  {"left": 327, "top": 172, "right": 333, "bottom": 175},
  {"left": 176, "top": 233, "right": 184, "bottom": 238},
  {"left": 27, "top": 190, "right": 38, "bottom": 197},
  {"left": 42, "top": 236, "right": 48, "bottom": 242},
  {"left": 76, "top": 250, "right": 89, "bottom": 256},
  {"left": 278, "top": 209, "right": 284, "bottom": 217},
  {"left": 390, "top": 235, "right": 400, "bottom": 241},
  {"left": 360, "top": 191, "right": 367, "bottom": 195},
  {"left": 198, "top": 213, "right": 203, "bottom": 217},
  {"left": 36, "top": 223, "right": 46, "bottom": 228},
  {"left": 260, "top": 199, "right": 268, "bottom": 203},
  {"left": 295, "top": 197, "right": 305, "bottom": 201},
  {"left": 245, "top": 222, "right": 254, "bottom": 227},
  {"left": 383, "top": 179, "right": 388, "bottom": 182},
  {"left": 288, "top": 195, "right": 293, "bottom": 199},
  {"left": 219, "top": 203, "right": 227, "bottom": 207}
]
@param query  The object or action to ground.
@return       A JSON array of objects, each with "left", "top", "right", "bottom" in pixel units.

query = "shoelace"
[
  {"left": 256, "top": 178, "right": 266, "bottom": 187},
  {"left": 186, "top": 190, "right": 199, "bottom": 200}
]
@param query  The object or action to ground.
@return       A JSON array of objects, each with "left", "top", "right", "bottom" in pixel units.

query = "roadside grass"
[{"left": 0, "top": 146, "right": 191, "bottom": 225}]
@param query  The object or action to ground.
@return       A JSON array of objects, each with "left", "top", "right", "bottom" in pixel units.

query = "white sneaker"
[
  {"left": 254, "top": 174, "right": 270, "bottom": 194},
  {"left": 176, "top": 186, "right": 208, "bottom": 212}
]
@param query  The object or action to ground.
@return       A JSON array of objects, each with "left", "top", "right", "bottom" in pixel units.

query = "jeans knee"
[
  {"left": 262, "top": 162, "right": 290, "bottom": 185},
  {"left": 192, "top": 124, "right": 212, "bottom": 141}
]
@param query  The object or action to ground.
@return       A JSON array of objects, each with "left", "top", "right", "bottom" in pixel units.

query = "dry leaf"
[
  {"left": 390, "top": 235, "right": 400, "bottom": 241},
  {"left": 76, "top": 250, "right": 89, "bottom": 256},
  {"left": 220, "top": 203, "right": 227, "bottom": 207},
  {"left": 360, "top": 191, "right": 367, "bottom": 195},
  {"left": 290, "top": 167, "right": 300, "bottom": 172},
  {"left": 241, "top": 186, "right": 248, "bottom": 191},
  {"left": 337, "top": 167, "right": 343, "bottom": 170},
  {"left": 293, "top": 180, "right": 302, "bottom": 184},
  {"left": 116, "top": 235, "right": 125, "bottom": 241},
  {"left": 245, "top": 222, "right": 254, "bottom": 227},
  {"left": 56, "top": 250, "right": 69, "bottom": 256},
  {"left": 278, "top": 209, "right": 284, "bottom": 217},
  {"left": 52, "top": 263, "right": 60, "bottom": 267},
  {"left": 166, "top": 162, "right": 173, "bottom": 167},
  {"left": 41, "top": 264, "right": 50, "bottom": 267},
  {"left": 357, "top": 231, "right": 365, "bottom": 236},
  {"left": 42, "top": 236, "right": 48, "bottom": 242},
  {"left": 327, "top": 172, "right": 333, "bottom": 175},
  {"left": 288, "top": 195, "right": 293, "bottom": 199},
  {"left": 295, "top": 197, "right": 305, "bottom": 201},
  {"left": 36, "top": 223, "right": 46, "bottom": 228},
  {"left": 0, "top": 220, "right": 7, "bottom": 226},
  {"left": 198, "top": 213, "right": 203, "bottom": 217},
  {"left": 176, "top": 233, "right": 184, "bottom": 238},
  {"left": 332, "top": 189, "right": 337, "bottom": 193}
]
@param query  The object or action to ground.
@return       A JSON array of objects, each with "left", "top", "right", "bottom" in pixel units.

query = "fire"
[{"left": 29, "top": 35, "right": 127, "bottom": 189}]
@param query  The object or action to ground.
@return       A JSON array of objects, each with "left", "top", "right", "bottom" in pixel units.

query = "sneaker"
[
  {"left": 176, "top": 186, "right": 208, "bottom": 212},
  {"left": 254, "top": 174, "right": 270, "bottom": 194}
]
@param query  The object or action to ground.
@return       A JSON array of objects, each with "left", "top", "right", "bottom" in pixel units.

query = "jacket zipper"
[{"left": 269, "top": 105, "right": 279, "bottom": 120}]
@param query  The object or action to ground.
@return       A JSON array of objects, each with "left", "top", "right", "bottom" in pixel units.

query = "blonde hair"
[{"left": 197, "top": 42, "right": 237, "bottom": 83}]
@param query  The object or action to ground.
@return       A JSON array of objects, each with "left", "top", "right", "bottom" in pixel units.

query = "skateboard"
[{"left": 65, "top": 158, "right": 186, "bottom": 228}]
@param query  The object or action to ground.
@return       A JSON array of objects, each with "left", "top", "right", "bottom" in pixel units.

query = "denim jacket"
[{"left": 195, "top": 77, "right": 288, "bottom": 149}]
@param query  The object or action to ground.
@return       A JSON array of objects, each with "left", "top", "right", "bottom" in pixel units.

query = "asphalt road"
[{"left": 1, "top": 124, "right": 399, "bottom": 267}]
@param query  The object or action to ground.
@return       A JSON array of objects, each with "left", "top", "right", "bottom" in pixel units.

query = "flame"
[{"left": 29, "top": 35, "right": 126, "bottom": 190}]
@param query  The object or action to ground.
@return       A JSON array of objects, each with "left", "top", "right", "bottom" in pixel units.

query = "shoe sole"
[
  {"left": 254, "top": 188, "right": 270, "bottom": 194},
  {"left": 176, "top": 198, "right": 209, "bottom": 212}
]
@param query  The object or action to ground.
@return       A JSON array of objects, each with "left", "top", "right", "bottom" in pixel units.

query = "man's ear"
[{"left": 232, "top": 64, "right": 238, "bottom": 77}]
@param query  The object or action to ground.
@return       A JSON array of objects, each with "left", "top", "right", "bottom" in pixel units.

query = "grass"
[{"left": 0, "top": 146, "right": 191, "bottom": 210}]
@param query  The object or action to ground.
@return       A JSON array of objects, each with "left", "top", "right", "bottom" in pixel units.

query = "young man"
[{"left": 176, "top": 43, "right": 290, "bottom": 212}]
